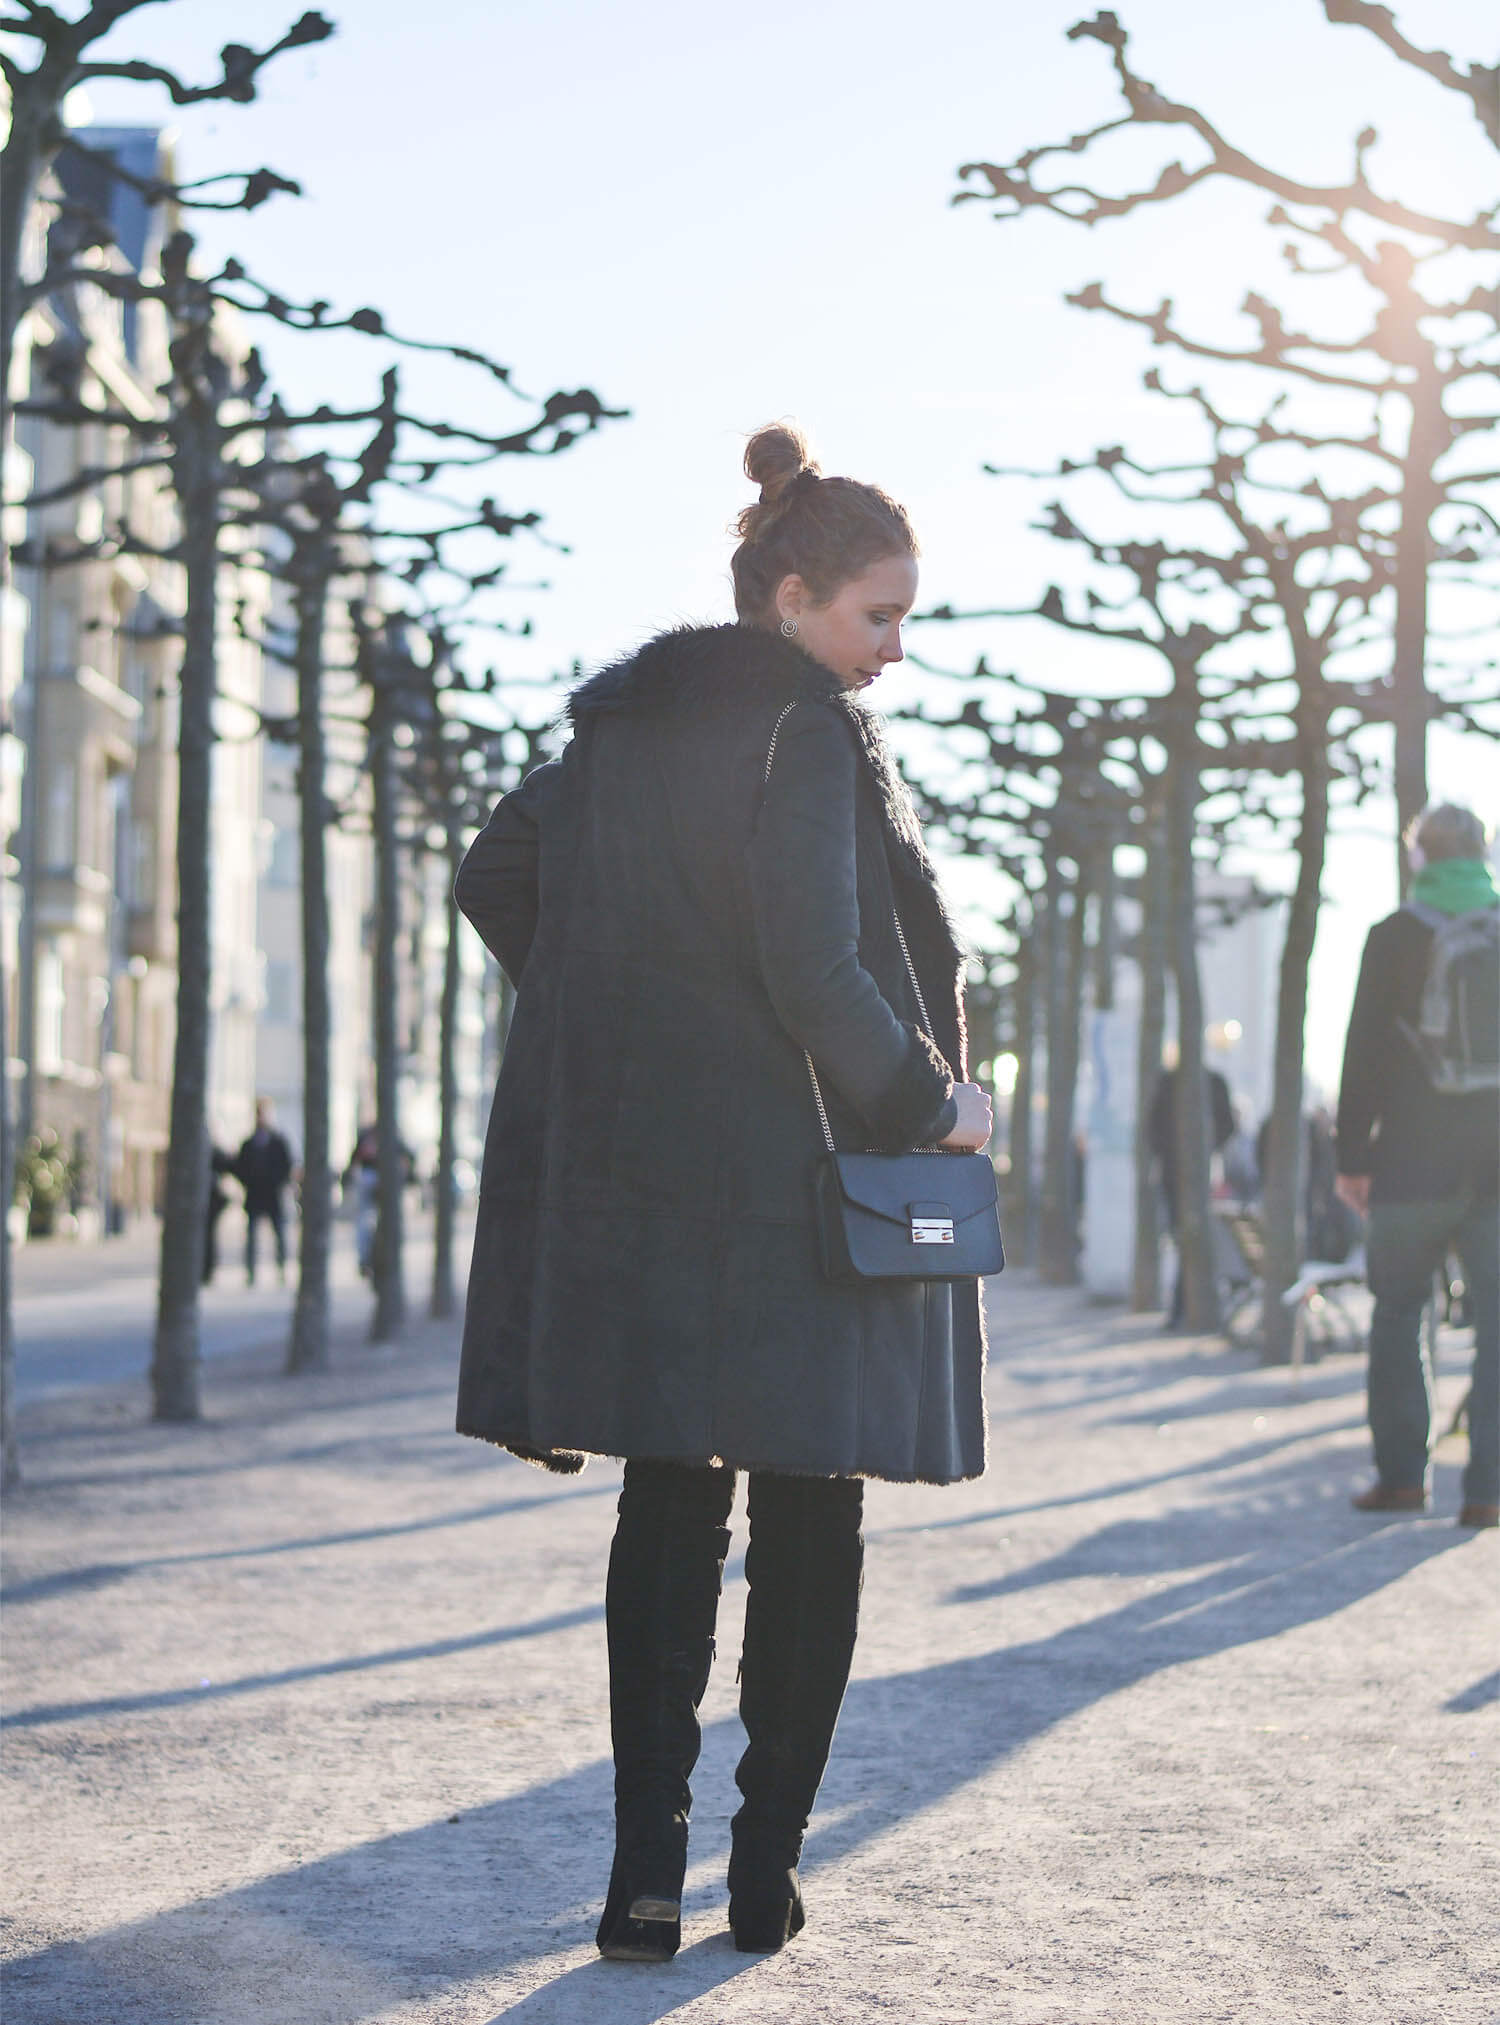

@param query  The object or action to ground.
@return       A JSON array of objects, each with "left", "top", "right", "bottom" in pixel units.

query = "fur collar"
[
  {"left": 567, "top": 619, "right": 840, "bottom": 722},
  {"left": 567, "top": 622, "right": 949, "bottom": 908},
  {"left": 569, "top": 620, "right": 969, "bottom": 1068}
]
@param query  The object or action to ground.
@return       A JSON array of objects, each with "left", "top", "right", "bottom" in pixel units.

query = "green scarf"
[{"left": 1410, "top": 855, "right": 1500, "bottom": 916}]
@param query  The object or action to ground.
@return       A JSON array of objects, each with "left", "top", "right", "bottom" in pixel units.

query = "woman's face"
[{"left": 774, "top": 553, "right": 918, "bottom": 693}]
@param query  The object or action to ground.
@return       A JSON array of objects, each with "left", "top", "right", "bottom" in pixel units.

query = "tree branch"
[
  {"left": 955, "top": 9, "right": 1499, "bottom": 249},
  {"left": 1323, "top": 0, "right": 1499, "bottom": 148},
  {"left": 72, "top": 12, "right": 334, "bottom": 106}
]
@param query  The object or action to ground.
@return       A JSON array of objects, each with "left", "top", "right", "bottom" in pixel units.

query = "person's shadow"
[{"left": 3, "top": 1445, "right": 1468, "bottom": 2024}]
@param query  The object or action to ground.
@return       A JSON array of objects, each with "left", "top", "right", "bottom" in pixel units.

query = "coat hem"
[{"left": 455, "top": 1421, "right": 985, "bottom": 1487}]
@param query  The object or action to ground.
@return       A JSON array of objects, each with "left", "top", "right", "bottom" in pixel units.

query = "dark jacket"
[
  {"left": 453, "top": 623, "right": 987, "bottom": 1484},
  {"left": 1336, "top": 906, "right": 1499, "bottom": 1202},
  {"left": 235, "top": 1127, "right": 293, "bottom": 1212},
  {"left": 1147, "top": 1067, "right": 1234, "bottom": 1223}
]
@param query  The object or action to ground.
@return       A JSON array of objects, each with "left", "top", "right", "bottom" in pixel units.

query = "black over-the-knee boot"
[
  {"left": 729, "top": 1471, "right": 864, "bottom": 1952},
  {"left": 596, "top": 1459, "right": 734, "bottom": 1963}
]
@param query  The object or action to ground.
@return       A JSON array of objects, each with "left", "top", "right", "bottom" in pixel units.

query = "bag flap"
[{"left": 828, "top": 1152, "right": 998, "bottom": 1227}]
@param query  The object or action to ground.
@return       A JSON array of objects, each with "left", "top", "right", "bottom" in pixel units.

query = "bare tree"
[
  {"left": 0, "top": 2, "right": 330, "bottom": 456},
  {"left": 0, "top": 0, "right": 329, "bottom": 1485},
  {"left": 17, "top": 209, "right": 622, "bottom": 1409},
  {"left": 954, "top": 4, "right": 1499, "bottom": 877}
]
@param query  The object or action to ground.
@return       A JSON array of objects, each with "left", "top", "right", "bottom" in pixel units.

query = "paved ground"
[
  {"left": 2, "top": 1255, "right": 1496, "bottom": 2024},
  {"left": 11, "top": 1210, "right": 419, "bottom": 1404}
]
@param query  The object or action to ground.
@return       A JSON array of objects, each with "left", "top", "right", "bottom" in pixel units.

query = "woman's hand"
[{"left": 940, "top": 1083, "right": 994, "bottom": 1152}]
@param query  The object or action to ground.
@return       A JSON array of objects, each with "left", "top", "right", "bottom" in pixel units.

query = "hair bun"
[
  {"left": 738, "top": 422, "right": 819, "bottom": 540},
  {"left": 745, "top": 422, "right": 819, "bottom": 504}
]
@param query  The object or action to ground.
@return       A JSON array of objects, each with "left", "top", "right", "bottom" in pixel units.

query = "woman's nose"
[{"left": 881, "top": 627, "right": 904, "bottom": 664}]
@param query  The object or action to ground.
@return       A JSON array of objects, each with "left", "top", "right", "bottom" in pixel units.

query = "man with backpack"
[{"left": 1335, "top": 804, "right": 1499, "bottom": 1528}]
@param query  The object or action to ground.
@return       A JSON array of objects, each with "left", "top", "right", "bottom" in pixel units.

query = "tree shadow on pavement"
[
  {"left": 1444, "top": 1668, "right": 1499, "bottom": 1712},
  {"left": 1102, "top": 1359, "right": 1367, "bottom": 1427},
  {"left": 871, "top": 1424, "right": 1342, "bottom": 1537},
  {"left": 2, "top": 1481, "right": 618, "bottom": 1609},
  {"left": 3, "top": 1453, "right": 1467, "bottom": 2024},
  {"left": 993, "top": 1340, "right": 1246, "bottom": 1416},
  {"left": 0, "top": 1601, "right": 609, "bottom": 1731}
]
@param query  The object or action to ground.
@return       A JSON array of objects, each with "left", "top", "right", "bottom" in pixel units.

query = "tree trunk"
[
  {"left": 1040, "top": 848, "right": 1087, "bottom": 1285},
  {"left": 1092, "top": 830, "right": 1118, "bottom": 1013},
  {"left": 1259, "top": 709, "right": 1331, "bottom": 1364},
  {"left": 0, "top": 79, "right": 54, "bottom": 485},
  {"left": 1391, "top": 365, "right": 1442, "bottom": 885},
  {"left": 1131, "top": 800, "right": 1168, "bottom": 1313},
  {"left": 286, "top": 544, "right": 333, "bottom": 1373},
  {"left": 0, "top": 887, "right": 16, "bottom": 1489},
  {"left": 151, "top": 396, "right": 217, "bottom": 1421},
  {"left": 1005, "top": 909, "right": 1035, "bottom": 1268},
  {"left": 1164, "top": 716, "right": 1220, "bottom": 1333},
  {"left": 431, "top": 826, "right": 462, "bottom": 1321},
  {"left": 0, "top": 70, "right": 62, "bottom": 1490},
  {"left": 369, "top": 667, "right": 406, "bottom": 1342}
]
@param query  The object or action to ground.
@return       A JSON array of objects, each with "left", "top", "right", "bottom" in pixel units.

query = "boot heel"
[
  {"left": 597, "top": 1840, "right": 686, "bottom": 1962},
  {"left": 598, "top": 1912, "right": 680, "bottom": 1963},
  {"left": 598, "top": 1883, "right": 682, "bottom": 1962},
  {"left": 627, "top": 1893, "right": 681, "bottom": 1922},
  {"left": 728, "top": 1871, "right": 805, "bottom": 1953}
]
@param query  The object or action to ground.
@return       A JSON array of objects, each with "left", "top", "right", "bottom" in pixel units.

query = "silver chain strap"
[{"left": 762, "top": 702, "right": 939, "bottom": 1156}]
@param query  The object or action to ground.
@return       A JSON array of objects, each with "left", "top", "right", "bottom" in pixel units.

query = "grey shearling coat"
[{"left": 454, "top": 622, "right": 988, "bottom": 1483}]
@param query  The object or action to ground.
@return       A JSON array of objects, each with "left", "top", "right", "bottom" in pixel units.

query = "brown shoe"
[
  {"left": 1458, "top": 1503, "right": 1499, "bottom": 1529},
  {"left": 1351, "top": 1483, "right": 1428, "bottom": 1513}
]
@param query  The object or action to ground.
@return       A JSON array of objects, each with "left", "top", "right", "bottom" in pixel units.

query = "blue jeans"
[{"left": 1366, "top": 1192, "right": 1499, "bottom": 1505}]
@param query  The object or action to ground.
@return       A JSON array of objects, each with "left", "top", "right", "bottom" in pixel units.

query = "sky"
[{"left": 71, "top": 0, "right": 1500, "bottom": 1094}]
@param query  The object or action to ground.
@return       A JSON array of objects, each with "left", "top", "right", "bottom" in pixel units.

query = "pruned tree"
[
  {"left": 914, "top": 568, "right": 1238, "bottom": 1329},
  {"left": 907, "top": 370, "right": 1488, "bottom": 1353},
  {"left": 0, "top": 1, "right": 331, "bottom": 453},
  {"left": 896, "top": 667, "right": 1158, "bottom": 1289},
  {"left": 16, "top": 179, "right": 622, "bottom": 1408},
  {"left": 0, "top": 0, "right": 330, "bottom": 1487},
  {"left": 232, "top": 335, "right": 619, "bottom": 1354},
  {"left": 954, "top": 3, "right": 1500, "bottom": 879},
  {"left": 400, "top": 661, "right": 553, "bottom": 1322},
  {"left": 239, "top": 407, "right": 399, "bottom": 1375}
]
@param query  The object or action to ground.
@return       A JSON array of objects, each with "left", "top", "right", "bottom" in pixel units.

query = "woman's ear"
[{"left": 774, "top": 574, "right": 808, "bottom": 625}]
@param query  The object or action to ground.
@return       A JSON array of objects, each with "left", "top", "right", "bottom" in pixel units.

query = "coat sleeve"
[
  {"left": 746, "top": 702, "right": 954, "bottom": 1147},
  {"left": 1335, "top": 918, "right": 1394, "bottom": 1176},
  {"left": 454, "top": 757, "right": 565, "bottom": 987}
]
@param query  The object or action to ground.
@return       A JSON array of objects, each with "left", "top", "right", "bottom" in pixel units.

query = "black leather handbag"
[{"left": 763, "top": 703, "right": 1006, "bottom": 1286}]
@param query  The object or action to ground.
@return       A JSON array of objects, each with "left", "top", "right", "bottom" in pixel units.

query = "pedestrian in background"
[
  {"left": 1149, "top": 1059, "right": 1235, "bottom": 1324},
  {"left": 342, "top": 1124, "right": 380, "bottom": 1279},
  {"left": 235, "top": 1098, "right": 295, "bottom": 1286},
  {"left": 202, "top": 1144, "right": 238, "bottom": 1285},
  {"left": 453, "top": 424, "right": 992, "bottom": 1962},
  {"left": 1335, "top": 803, "right": 1499, "bottom": 1527}
]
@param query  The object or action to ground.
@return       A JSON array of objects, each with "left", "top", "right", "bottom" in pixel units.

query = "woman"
[{"left": 454, "top": 424, "right": 993, "bottom": 1959}]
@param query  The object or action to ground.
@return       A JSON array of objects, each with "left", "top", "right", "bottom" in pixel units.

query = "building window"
[
  {"left": 129, "top": 818, "right": 155, "bottom": 910},
  {"left": 38, "top": 948, "right": 64, "bottom": 1070},
  {"left": 76, "top": 754, "right": 97, "bottom": 871},
  {"left": 43, "top": 763, "right": 75, "bottom": 869},
  {"left": 47, "top": 597, "right": 74, "bottom": 673},
  {"left": 266, "top": 828, "right": 299, "bottom": 888},
  {"left": 264, "top": 960, "right": 295, "bottom": 1026}
]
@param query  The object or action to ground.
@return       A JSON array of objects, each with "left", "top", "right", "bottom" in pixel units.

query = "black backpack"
[{"left": 1399, "top": 902, "right": 1500, "bottom": 1095}]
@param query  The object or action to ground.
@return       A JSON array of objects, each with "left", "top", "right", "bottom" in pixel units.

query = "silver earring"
[{"left": 780, "top": 618, "right": 799, "bottom": 639}]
